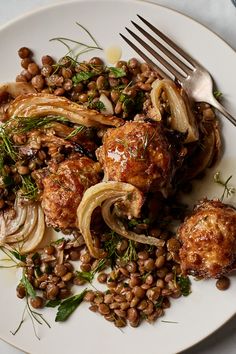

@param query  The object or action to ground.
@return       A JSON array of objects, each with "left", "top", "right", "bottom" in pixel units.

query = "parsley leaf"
[
  {"left": 46, "top": 299, "right": 61, "bottom": 308},
  {"left": 72, "top": 71, "right": 96, "bottom": 84},
  {"left": 177, "top": 275, "right": 191, "bottom": 296},
  {"left": 55, "top": 289, "right": 87, "bottom": 322},
  {"left": 21, "top": 270, "right": 36, "bottom": 298},
  {"left": 76, "top": 271, "right": 94, "bottom": 283},
  {"left": 109, "top": 67, "right": 126, "bottom": 78}
]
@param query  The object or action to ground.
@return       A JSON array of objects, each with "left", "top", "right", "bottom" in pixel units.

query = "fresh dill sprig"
[
  {"left": 20, "top": 175, "right": 38, "bottom": 200},
  {"left": 11, "top": 269, "right": 50, "bottom": 339},
  {"left": 121, "top": 240, "right": 138, "bottom": 262},
  {"left": 0, "top": 127, "right": 18, "bottom": 161},
  {"left": 0, "top": 247, "right": 26, "bottom": 268},
  {"left": 11, "top": 296, "right": 50, "bottom": 339},
  {"left": 214, "top": 171, "right": 235, "bottom": 201},
  {"left": 65, "top": 125, "right": 85, "bottom": 140},
  {"left": 76, "top": 232, "right": 120, "bottom": 283},
  {"left": 5, "top": 115, "right": 69, "bottom": 134},
  {"left": 49, "top": 21, "right": 102, "bottom": 62}
]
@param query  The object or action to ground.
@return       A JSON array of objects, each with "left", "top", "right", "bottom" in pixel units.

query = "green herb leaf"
[
  {"left": 122, "top": 240, "right": 138, "bottom": 262},
  {"left": 214, "top": 90, "right": 223, "bottom": 99},
  {"left": 65, "top": 125, "right": 85, "bottom": 140},
  {"left": 72, "top": 71, "right": 95, "bottom": 84},
  {"left": 55, "top": 289, "right": 87, "bottom": 322},
  {"left": 20, "top": 175, "right": 38, "bottom": 200},
  {"left": 214, "top": 172, "right": 235, "bottom": 201},
  {"left": 9, "top": 250, "right": 26, "bottom": 262},
  {"left": 46, "top": 299, "right": 61, "bottom": 308},
  {"left": 21, "top": 271, "right": 36, "bottom": 298},
  {"left": 128, "top": 219, "right": 139, "bottom": 227},
  {"left": 0, "top": 127, "right": 17, "bottom": 161},
  {"left": 3, "top": 175, "right": 14, "bottom": 187},
  {"left": 109, "top": 67, "right": 126, "bottom": 78},
  {"left": 51, "top": 237, "right": 65, "bottom": 245},
  {"left": 155, "top": 296, "right": 164, "bottom": 308},
  {"left": 76, "top": 271, "right": 94, "bottom": 283},
  {"left": 88, "top": 100, "right": 105, "bottom": 112},
  {"left": 5, "top": 115, "right": 69, "bottom": 134},
  {"left": 176, "top": 275, "right": 191, "bottom": 296}
]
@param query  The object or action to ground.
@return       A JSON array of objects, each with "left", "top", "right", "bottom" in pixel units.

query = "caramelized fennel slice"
[
  {"left": 151, "top": 79, "right": 199, "bottom": 143},
  {"left": 14, "top": 205, "right": 45, "bottom": 254},
  {"left": 0, "top": 82, "right": 36, "bottom": 98},
  {"left": 102, "top": 197, "right": 165, "bottom": 248},
  {"left": 77, "top": 181, "right": 163, "bottom": 259},
  {"left": 0, "top": 198, "right": 46, "bottom": 253},
  {"left": 0, "top": 198, "right": 27, "bottom": 236},
  {"left": 5, "top": 204, "right": 38, "bottom": 244},
  {"left": 7, "top": 93, "right": 123, "bottom": 128}
]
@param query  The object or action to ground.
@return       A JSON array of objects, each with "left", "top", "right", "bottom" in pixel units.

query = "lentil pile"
[
  {"left": 16, "top": 226, "right": 188, "bottom": 327},
  {"left": 16, "top": 46, "right": 158, "bottom": 119},
  {"left": 0, "top": 43, "right": 229, "bottom": 332}
]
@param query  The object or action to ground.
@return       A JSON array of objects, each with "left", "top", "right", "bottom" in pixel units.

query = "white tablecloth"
[{"left": 0, "top": 0, "right": 235, "bottom": 353}]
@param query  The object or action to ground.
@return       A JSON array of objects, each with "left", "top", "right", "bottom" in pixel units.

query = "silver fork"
[{"left": 120, "top": 15, "right": 236, "bottom": 127}]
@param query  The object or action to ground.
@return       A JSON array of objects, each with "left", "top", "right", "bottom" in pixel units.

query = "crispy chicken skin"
[
  {"left": 178, "top": 199, "right": 236, "bottom": 278},
  {"left": 96, "top": 121, "right": 173, "bottom": 193},
  {"left": 41, "top": 157, "right": 101, "bottom": 230}
]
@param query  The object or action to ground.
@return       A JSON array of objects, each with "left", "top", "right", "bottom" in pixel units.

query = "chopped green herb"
[
  {"left": 119, "top": 93, "right": 129, "bottom": 103},
  {"left": 76, "top": 257, "right": 107, "bottom": 283},
  {"left": 46, "top": 299, "right": 61, "bottom": 308},
  {"left": 76, "top": 271, "right": 94, "bottom": 283},
  {"left": 128, "top": 219, "right": 139, "bottom": 227},
  {"left": 214, "top": 90, "right": 223, "bottom": 99},
  {"left": 89, "top": 100, "right": 105, "bottom": 111},
  {"left": 65, "top": 125, "right": 85, "bottom": 140},
  {"left": 72, "top": 71, "right": 96, "bottom": 84},
  {"left": 176, "top": 275, "right": 191, "bottom": 296},
  {"left": 109, "top": 67, "right": 126, "bottom": 78},
  {"left": 155, "top": 296, "right": 164, "bottom": 308},
  {"left": 214, "top": 172, "right": 235, "bottom": 201},
  {"left": 51, "top": 237, "right": 65, "bottom": 245},
  {"left": 21, "top": 270, "right": 36, "bottom": 298},
  {"left": 3, "top": 175, "right": 14, "bottom": 187},
  {"left": 122, "top": 240, "right": 138, "bottom": 262},
  {"left": 31, "top": 252, "right": 40, "bottom": 263},
  {"left": 5, "top": 115, "right": 69, "bottom": 134},
  {"left": 123, "top": 97, "right": 135, "bottom": 113},
  {"left": 55, "top": 289, "right": 87, "bottom": 322},
  {"left": 0, "top": 127, "right": 17, "bottom": 161},
  {"left": 20, "top": 175, "right": 38, "bottom": 200},
  {"left": 9, "top": 250, "right": 26, "bottom": 262}
]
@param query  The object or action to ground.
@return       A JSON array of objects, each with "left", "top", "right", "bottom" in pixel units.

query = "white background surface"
[{"left": 0, "top": 0, "right": 235, "bottom": 353}]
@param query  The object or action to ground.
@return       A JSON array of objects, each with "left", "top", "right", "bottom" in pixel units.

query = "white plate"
[{"left": 0, "top": 1, "right": 236, "bottom": 353}]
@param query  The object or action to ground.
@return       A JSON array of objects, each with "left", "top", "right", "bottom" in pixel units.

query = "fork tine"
[
  {"left": 131, "top": 20, "right": 192, "bottom": 74},
  {"left": 125, "top": 27, "right": 185, "bottom": 81},
  {"left": 137, "top": 15, "right": 196, "bottom": 68},
  {"left": 120, "top": 33, "right": 171, "bottom": 80}
]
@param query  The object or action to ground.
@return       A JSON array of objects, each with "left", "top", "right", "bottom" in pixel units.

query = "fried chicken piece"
[
  {"left": 178, "top": 199, "right": 236, "bottom": 278},
  {"left": 96, "top": 121, "right": 173, "bottom": 194},
  {"left": 41, "top": 157, "right": 101, "bottom": 230}
]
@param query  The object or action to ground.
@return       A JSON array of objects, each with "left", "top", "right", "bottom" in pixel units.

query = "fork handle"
[{"left": 209, "top": 97, "right": 236, "bottom": 127}]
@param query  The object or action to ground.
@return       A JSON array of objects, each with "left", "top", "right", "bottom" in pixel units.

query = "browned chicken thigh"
[
  {"left": 96, "top": 121, "right": 173, "bottom": 194},
  {"left": 178, "top": 199, "right": 236, "bottom": 278},
  {"left": 41, "top": 157, "right": 101, "bottom": 230}
]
